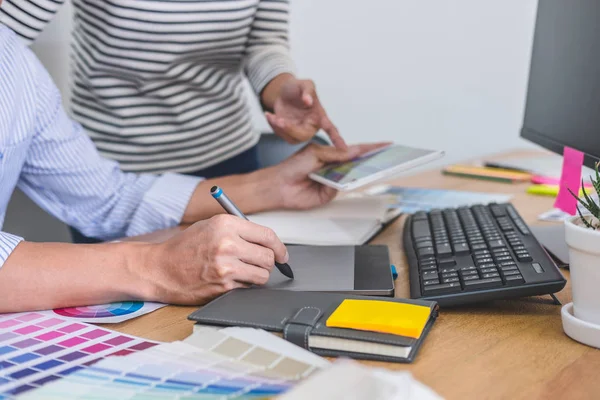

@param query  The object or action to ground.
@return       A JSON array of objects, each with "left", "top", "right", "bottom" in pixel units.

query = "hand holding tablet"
[{"left": 309, "top": 144, "right": 444, "bottom": 191}]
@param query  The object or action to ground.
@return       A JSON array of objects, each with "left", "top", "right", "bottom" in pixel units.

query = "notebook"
[
  {"left": 188, "top": 289, "right": 438, "bottom": 363},
  {"left": 247, "top": 195, "right": 401, "bottom": 246}
]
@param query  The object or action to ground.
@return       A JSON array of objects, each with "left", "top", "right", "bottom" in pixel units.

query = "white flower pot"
[{"left": 564, "top": 216, "right": 600, "bottom": 325}]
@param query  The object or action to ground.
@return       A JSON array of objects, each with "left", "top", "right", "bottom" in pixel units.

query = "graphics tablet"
[
  {"left": 266, "top": 245, "right": 394, "bottom": 296},
  {"left": 309, "top": 144, "right": 444, "bottom": 191}
]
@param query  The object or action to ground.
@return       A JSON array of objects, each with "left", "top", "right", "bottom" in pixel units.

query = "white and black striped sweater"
[{"left": 1, "top": 0, "right": 294, "bottom": 173}]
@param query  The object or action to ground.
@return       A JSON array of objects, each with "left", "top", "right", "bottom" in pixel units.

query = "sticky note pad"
[{"left": 325, "top": 300, "right": 431, "bottom": 339}]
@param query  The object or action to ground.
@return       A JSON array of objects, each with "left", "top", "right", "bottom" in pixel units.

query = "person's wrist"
[
  {"left": 262, "top": 73, "right": 296, "bottom": 110},
  {"left": 121, "top": 242, "right": 161, "bottom": 302},
  {"left": 247, "top": 167, "right": 286, "bottom": 211}
]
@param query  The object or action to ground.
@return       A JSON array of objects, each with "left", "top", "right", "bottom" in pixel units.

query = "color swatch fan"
[{"left": 53, "top": 302, "right": 165, "bottom": 324}]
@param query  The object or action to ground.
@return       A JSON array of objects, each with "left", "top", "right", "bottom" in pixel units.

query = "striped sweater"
[{"left": 0, "top": 0, "right": 295, "bottom": 173}]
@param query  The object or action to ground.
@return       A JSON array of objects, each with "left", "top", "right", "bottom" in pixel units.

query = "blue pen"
[{"left": 210, "top": 186, "right": 294, "bottom": 279}]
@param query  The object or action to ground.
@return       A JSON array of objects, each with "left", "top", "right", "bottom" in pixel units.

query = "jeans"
[{"left": 69, "top": 145, "right": 260, "bottom": 244}]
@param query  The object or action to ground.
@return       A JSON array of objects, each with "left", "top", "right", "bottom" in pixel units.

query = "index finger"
[
  {"left": 236, "top": 219, "right": 289, "bottom": 264},
  {"left": 320, "top": 116, "right": 347, "bottom": 150}
]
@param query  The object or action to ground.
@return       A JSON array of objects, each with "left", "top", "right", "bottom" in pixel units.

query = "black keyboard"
[{"left": 403, "top": 203, "right": 566, "bottom": 306}]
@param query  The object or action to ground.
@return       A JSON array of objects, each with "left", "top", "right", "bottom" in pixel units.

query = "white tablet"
[{"left": 309, "top": 144, "right": 444, "bottom": 191}]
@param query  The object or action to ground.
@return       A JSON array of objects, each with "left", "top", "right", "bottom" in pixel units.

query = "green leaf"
[
  {"left": 580, "top": 180, "right": 600, "bottom": 217},
  {"left": 576, "top": 205, "right": 595, "bottom": 229},
  {"left": 569, "top": 187, "right": 599, "bottom": 217}
]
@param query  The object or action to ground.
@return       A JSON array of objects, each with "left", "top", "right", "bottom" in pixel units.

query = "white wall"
[{"left": 32, "top": 0, "right": 539, "bottom": 167}]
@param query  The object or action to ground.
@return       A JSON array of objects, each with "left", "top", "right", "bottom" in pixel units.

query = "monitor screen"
[{"left": 521, "top": 0, "right": 600, "bottom": 168}]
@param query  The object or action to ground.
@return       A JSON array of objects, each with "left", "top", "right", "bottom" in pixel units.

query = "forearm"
[
  {"left": 260, "top": 73, "right": 295, "bottom": 111},
  {"left": 0, "top": 241, "right": 153, "bottom": 313},
  {"left": 182, "top": 167, "right": 284, "bottom": 224}
]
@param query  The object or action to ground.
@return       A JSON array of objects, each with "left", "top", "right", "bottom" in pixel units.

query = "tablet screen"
[{"left": 313, "top": 145, "right": 438, "bottom": 185}]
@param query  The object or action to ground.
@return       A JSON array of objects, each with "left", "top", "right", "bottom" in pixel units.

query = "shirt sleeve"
[
  {"left": 244, "top": 0, "right": 296, "bottom": 96},
  {"left": 0, "top": 232, "right": 24, "bottom": 267},
  {"left": 0, "top": 0, "right": 64, "bottom": 44},
  {"left": 16, "top": 44, "right": 201, "bottom": 242}
]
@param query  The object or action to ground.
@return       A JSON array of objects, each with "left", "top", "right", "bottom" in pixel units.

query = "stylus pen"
[{"left": 210, "top": 186, "right": 294, "bottom": 279}]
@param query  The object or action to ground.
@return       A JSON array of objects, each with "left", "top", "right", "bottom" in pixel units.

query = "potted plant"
[{"left": 565, "top": 162, "right": 600, "bottom": 326}]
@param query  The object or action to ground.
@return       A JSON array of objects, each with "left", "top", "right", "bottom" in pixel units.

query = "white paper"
[
  {"left": 247, "top": 196, "right": 391, "bottom": 245},
  {"left": 279, "top": 360, "right": 443, "bottom": 400}
]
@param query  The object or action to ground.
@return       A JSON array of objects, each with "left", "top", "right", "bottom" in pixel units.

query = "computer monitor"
[{"left": 520, "top": 0, "right": 600, "bottom": 169}]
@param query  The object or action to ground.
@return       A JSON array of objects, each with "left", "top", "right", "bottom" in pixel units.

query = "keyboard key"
[
  {"left": 494, "top": 256, "right": 514, "bottom": 263},
  {"left": 488, "top": 240, "right": 506, "bottom": 249},
  {"left": 436, "top": 243, "right": 452, "bottom": 256},
  {"left": 416, "top": 241, "right": 434, "bottom": 249},
  {"left": 500, "top": 265, "right": 518, "bottom": 272},
  {"left": 490, "top": 205, "right": 506, "bottom": 217},
  {"left": 423, "top": 282, "right": 462, "bottom": 295},
  {"left": 500, "top": 261, "right": 517, "bottom": 267},
  {"left": 442, "top": 277, "right": 460, "bottom": 284},
  {"left": 518, "top": 255, "right": 533, "bottom": 262},
  {"left": 423, "top": 279, "right": 440, "bottom": 286},
  {"left": 471, "top": 243, "right": 488, "bottom": 251},
  {"left": 420, "top": 265, "right": 438, "bottom": 272},
  {"left": 441, "top": 272, "right": 459, "bottom": 279},
  {"left": 440, "top": 267, "right": 458, "bottom": 274},
  {"left": 417, "top": 247, "right": 435, "bottom": 258},
  {"left": 422, "top": 271, "right": 439, "bottom": 280},
  {"left": 460, "top": 266, "right": 477, "bottom": 272},
  {"left": 480, "top": 267, "right": 498, "bottom": 274},
  {"left": 501, "top": 269, "right": 521, "bottom": 276},
  {"left": 413, "top": 221, "right": 432, "bottom": 239},
  {"left": 461, "top": 270, "right": 478, "bottom": 277},
  {"left": 438, "top": 258, "right": 456, "bottom": 268},
  {"left": 532, "top": 262, "right": 544, "bottom": 274},
  {"left": 452, "top": 242, "right": 470, "bottom": 254},
  {"left": 505, "top": 275, "right": 525, "bottom": 285},
  {"left": 464, "top": 277, "right": 503, "bottom": 289},
  {"left": 462, "top": 275, "right": 480, "bottom": 281},
  {"left": 482, "top": 272, "right": 500, "bottom": 279}
]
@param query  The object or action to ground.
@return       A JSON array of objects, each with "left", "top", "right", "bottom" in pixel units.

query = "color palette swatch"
[
  {"left": 53, "top": 302, "right": 166, "bottom": 324},
  {"left": 0, "top": 312, "right": 158, "bottom": 398},
  {"left": 24, "top": 329, "right": 325, "bottom": 399}
]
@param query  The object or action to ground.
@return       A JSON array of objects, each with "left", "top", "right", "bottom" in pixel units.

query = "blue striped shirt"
[{"left": 0, "top": 25, "right": 202, "bottom": 267}]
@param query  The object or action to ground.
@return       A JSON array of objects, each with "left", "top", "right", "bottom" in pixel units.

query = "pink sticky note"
[{"left": 554, "top": 147, "right": 585, "bottom": 215}]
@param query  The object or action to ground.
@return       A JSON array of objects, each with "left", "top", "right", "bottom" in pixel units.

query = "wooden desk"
[{"left": 112, "top": 150, "right": 600, "bottom": 400}]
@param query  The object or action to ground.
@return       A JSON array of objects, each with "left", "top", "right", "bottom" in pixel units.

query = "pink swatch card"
[{"left": 554, "top": 147, "right": 585, "bottom": 215}]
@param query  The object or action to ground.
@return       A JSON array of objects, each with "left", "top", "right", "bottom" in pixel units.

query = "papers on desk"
[
  {"left": 367, "top": 186, "right": 512, "bottom": 213},
  {"left": 280, "top": 360, "right": 442, "bottom": 400},
  {"left": 248, "top": 195, "right": 399, "bottom": 246}
]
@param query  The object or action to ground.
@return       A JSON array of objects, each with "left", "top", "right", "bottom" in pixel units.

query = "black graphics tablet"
[{"left": 265, "top": 245, "right": 394, "bottom": 297}]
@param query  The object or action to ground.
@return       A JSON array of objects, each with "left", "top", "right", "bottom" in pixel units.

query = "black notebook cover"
[{"left": 188, "top": 289, "right": 438, "bottom": 363}]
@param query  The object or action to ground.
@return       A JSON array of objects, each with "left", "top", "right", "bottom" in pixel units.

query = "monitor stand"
[{"left": 530, "top": 225, "right": 569, "bottom": 268}]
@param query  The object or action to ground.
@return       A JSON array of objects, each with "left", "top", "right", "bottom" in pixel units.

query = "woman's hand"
[
  {"left": 264, "top": 75, "right": 346, "bottom": 149},
  {"left": 270, "top": 142, "right": 390, "bottom": 210}
]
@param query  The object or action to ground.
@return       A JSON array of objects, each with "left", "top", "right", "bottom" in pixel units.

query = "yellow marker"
[
  {"left": 527, "top": 184, "right": 584, "bottom": 197},
  {"left": 326, "top": 299, "right": 431, "bottom": 339}
]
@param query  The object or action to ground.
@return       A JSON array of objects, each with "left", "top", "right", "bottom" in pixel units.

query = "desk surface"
[{"left": 112, "top": 150, "right": 600, "bottom": 400}]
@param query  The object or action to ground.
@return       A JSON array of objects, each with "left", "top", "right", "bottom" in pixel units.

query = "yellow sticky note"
[{"left": 326, "top": 299, "right": 431, "bottom": 339}]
